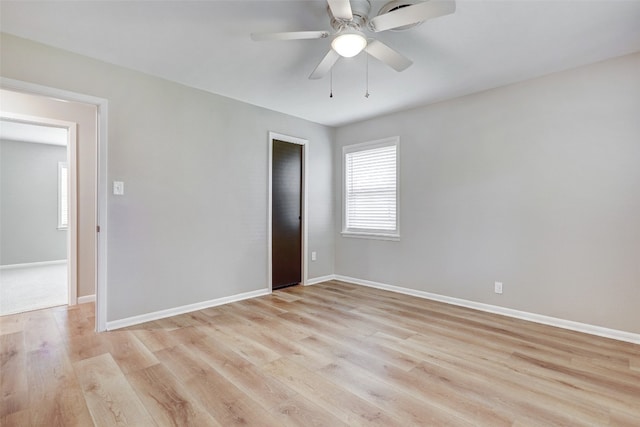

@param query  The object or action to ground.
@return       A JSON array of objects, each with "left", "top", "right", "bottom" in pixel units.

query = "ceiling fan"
[{"left": 251, "top": 0, "right": 456, "bottom": 80}]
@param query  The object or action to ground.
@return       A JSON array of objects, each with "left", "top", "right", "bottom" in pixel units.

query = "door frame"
[
  {"left": 267, "top": 132, "right": 308, "bottom": 292},
  {"left": 0, "top": 113, "right": 78, "bottom": 306},
  {"left": 1, "top": 77, "right": 109, "bottom": 331}
]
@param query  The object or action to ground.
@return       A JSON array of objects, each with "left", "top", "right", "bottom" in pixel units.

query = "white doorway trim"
[
  {"left": 267, "top": 132, "right": 308, "bottom": 292},
  {"left": 0, "top": 113, "right": 78, "bottom": 306},
  {"left": 1, "top": 77, "right": 109, "bottom": 332}
]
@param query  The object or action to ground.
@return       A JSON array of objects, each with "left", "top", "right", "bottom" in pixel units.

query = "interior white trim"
[
  {"left": 305, "top": 274, "right": 337, "bottom": 286},
  {"left": 77, "top": 294, "right": 96, "bottom": 304},
  {"left": 267, "top": 131, "right": 309, "bottom": 290},
  {"left": 334, "top": 275, "right": 640, "bottom": 345},
  {"left": 0, "top": 111, "right": 78, "bottom": 307},
  {"left": 0, "top": 260, "right": 67, "bottom": 270},
  {"left": 106, "top": 288, "right": 270, "bottom": 330},
  {"left": 1, "top": 77, "right": 110, "bottom": 332}
]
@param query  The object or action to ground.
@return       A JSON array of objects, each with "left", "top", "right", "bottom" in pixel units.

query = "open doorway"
[
  {"left": 0, "top": 118, "right": 77, "bottom": 315},
  {"left": 0, "top": 82, "right": 107, "bottom": 330}
]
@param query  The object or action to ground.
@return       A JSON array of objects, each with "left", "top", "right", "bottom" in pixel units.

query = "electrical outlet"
[
  {"left": 494, "top": 281, "right": 503, "bottom": 294},
  {"left": 311, "top": 251, "right": 317, "bottom": 261}
]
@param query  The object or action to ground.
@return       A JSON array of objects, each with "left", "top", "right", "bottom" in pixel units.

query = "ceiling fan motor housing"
[{"left": 329, "top": 0, "right": 371, "bottom": 31}]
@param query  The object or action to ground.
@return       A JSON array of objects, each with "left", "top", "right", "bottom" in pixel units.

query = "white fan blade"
[
  {"left": 309, "top": 49, "right": 341, "bottom": 80},
  {"left": 365, "top": 40, "right": 412, "bottom": 71},
  {"left": 369, "top": 0, "right": 456, "bottom": 32},
  {"left": 327, "top": 0, "right": 353, "bottom": 20},
  {"left": 251, "top": 31, "right": 330, "bottom": 41}
]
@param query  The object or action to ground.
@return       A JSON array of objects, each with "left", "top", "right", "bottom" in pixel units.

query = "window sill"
[{"left": 341, "top": 231, "right": 400, "bottom": 241}]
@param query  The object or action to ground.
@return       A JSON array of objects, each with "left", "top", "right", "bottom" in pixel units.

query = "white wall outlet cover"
[
  {"left": 494, "top": 281, "right": 503, "bottom": 294},
  {"left": 311, "top": 251, "right": 317, "bottom": 261},
  {"left": 113, "top": 181, "right": 124, "bottom": 195}
]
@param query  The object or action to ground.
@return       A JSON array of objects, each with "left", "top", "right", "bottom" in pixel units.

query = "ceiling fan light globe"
[{"left": 331, "top": 33, "right": 367, "bottom": 57}]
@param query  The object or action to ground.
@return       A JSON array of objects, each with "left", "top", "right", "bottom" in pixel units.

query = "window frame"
[
  {"left": 58, "top": 161, "right": 68, "bottom": 230},
  {"left": 342, "top": 136, "right": 400, "bottom": 241}
]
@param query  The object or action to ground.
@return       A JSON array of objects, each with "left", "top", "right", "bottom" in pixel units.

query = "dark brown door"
[{"left": 272, "top": 140, "right": 302, "bottom": 289}]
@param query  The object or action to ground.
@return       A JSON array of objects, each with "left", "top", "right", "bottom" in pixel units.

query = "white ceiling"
[
  {"left": 0, "top": 120, "right": 67, "bottom": 146},
  {"left": 1, "top": 1, "right": 639, "bottom": 127}
]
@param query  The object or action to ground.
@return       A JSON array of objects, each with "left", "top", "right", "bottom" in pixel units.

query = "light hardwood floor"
[{"left": 1, "top": 280, "right": 639, "bottom": 426}]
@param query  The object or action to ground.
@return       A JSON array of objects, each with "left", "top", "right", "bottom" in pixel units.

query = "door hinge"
[{"left": 96, "top": 225, "right": 101, "bottom": 233}]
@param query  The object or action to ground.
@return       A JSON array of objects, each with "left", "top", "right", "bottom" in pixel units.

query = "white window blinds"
[{"left": 344, "top": 138, "right": 398, "bottom": 237}]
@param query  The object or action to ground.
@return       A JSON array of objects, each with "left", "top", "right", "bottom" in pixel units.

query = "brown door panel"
[{"left": 272, "top": 140, "right": 302, "bottom": 289}]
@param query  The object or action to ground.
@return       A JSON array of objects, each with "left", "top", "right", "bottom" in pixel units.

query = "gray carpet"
[{"left": 0, "top": 262, "right": 67, "bottom": 315}]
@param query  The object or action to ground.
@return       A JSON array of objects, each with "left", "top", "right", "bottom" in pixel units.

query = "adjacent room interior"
[
  {"left": 0, "top": 0, "right": 639, "bottom": 425},
  {"left": 0, "top": 120, "right": 69, "bottom": 315}
]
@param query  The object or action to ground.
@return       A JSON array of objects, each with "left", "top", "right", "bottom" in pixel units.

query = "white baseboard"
[
  {"left": 305, "top": 274, "right": 337, "bottom": 286},
  {"left": 77, "top": 294, "right": 96, "bottom": 304},
  {"left": 334, "top": 275, "right": 640, "bottom": 345},
  {"left": 106, "top": 288, "right": 270, "bottom": 331},
  {"left": 0, "top": 259, "right": 66, "bottom": 270}
]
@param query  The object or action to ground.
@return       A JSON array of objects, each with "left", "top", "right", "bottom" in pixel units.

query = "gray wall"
[
  {"left": 0, "top": 139, "right": 67, "bottom": 265},
  {"left": 0, "top": 33, "right": 335, "bottom": 322},
  {"left": 335, "top": 52, "right": 640, "bottom": 334}
]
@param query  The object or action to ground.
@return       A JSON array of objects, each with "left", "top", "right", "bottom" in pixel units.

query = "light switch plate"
[{"left": 113, "top": 181, "right": 124, "bottom": 195}]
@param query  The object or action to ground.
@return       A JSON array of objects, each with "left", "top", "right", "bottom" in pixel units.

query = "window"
[
  {"left": 343, "top": 137, "right": 399, "bottom": 240},
  {"left": 58, "top": 162, "right": 68, "bottom": 230}
]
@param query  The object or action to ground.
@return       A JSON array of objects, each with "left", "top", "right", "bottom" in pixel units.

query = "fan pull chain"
[
  {"left": 365, "top": 53, "right": 370, "bottom": 98},
  {"left": 329, "top": 69, "right": 333, "bottom": 98}
]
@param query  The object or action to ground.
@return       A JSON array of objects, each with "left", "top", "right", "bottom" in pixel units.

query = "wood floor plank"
[
  {"left": 235, "top": 298, "right": 288, "bottom": 318},
  {"left": 27, "top": 344, "right": 94, "bottom": 426},
  {"left": 183, "top": 364, "right": 281, "bottom": 425},
  {"left": 181, "top": 334, "right": 298, "bottom": 411},
  {"left": 154, "top": 339, "right": 285, "bottom": 425},
  {"left": 241, "top": 297, "right": 289, "bottom": 315},
  {"left": 215, "top": 311, "right": 314, "bottom": 358},
  {"left": 152, "top": 313, "right": 200, "bottom": 331},
  {"left": 129, "top": 321, "right": 181, "bottom": 353},
  {"left": 54, "top": 305, "right": 96, "bottom": 341},
  {"left": 199, "top": 316, "right": 282, "bottom": 366},
  {"left": 74, "top": 353, "right": 155, "bottom": 426},
  {"left": 22, "top": 309, "right": 62, "bottom": 352},
  {"left": 270, "top": 395, "right": 350, "bottom": 427},
  {"left": 317, "top": 358, "right": 478, "bottom": 427},
  {"left": 0, "top": 312, "right": 25, "bottom": 336},
  {"left": 262, "top": 356, "right": 402, "bottom": 426},
  {"left": 0, "top": 332, "right": 27, "bottom": 418},
  {"left": 270, "top": 290, "right": 302, "bottom": 303},
  {"left": 296, "top": 294, "right": 418, "bottom": 339},
  {"left": 127, "top": 363, "right": 221, "bottom": 426},
  {"left": 154, "top": 344, "right": 222, "bottom": 382},
  {"left": 104, "top": 330, "right": 159, "bottom": 374},
  {"left": 0, "top": 408, "right": 29, "bottom": 426},
  {"left": 66, "top": 332, "right": 111, "bottom": 363}
]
